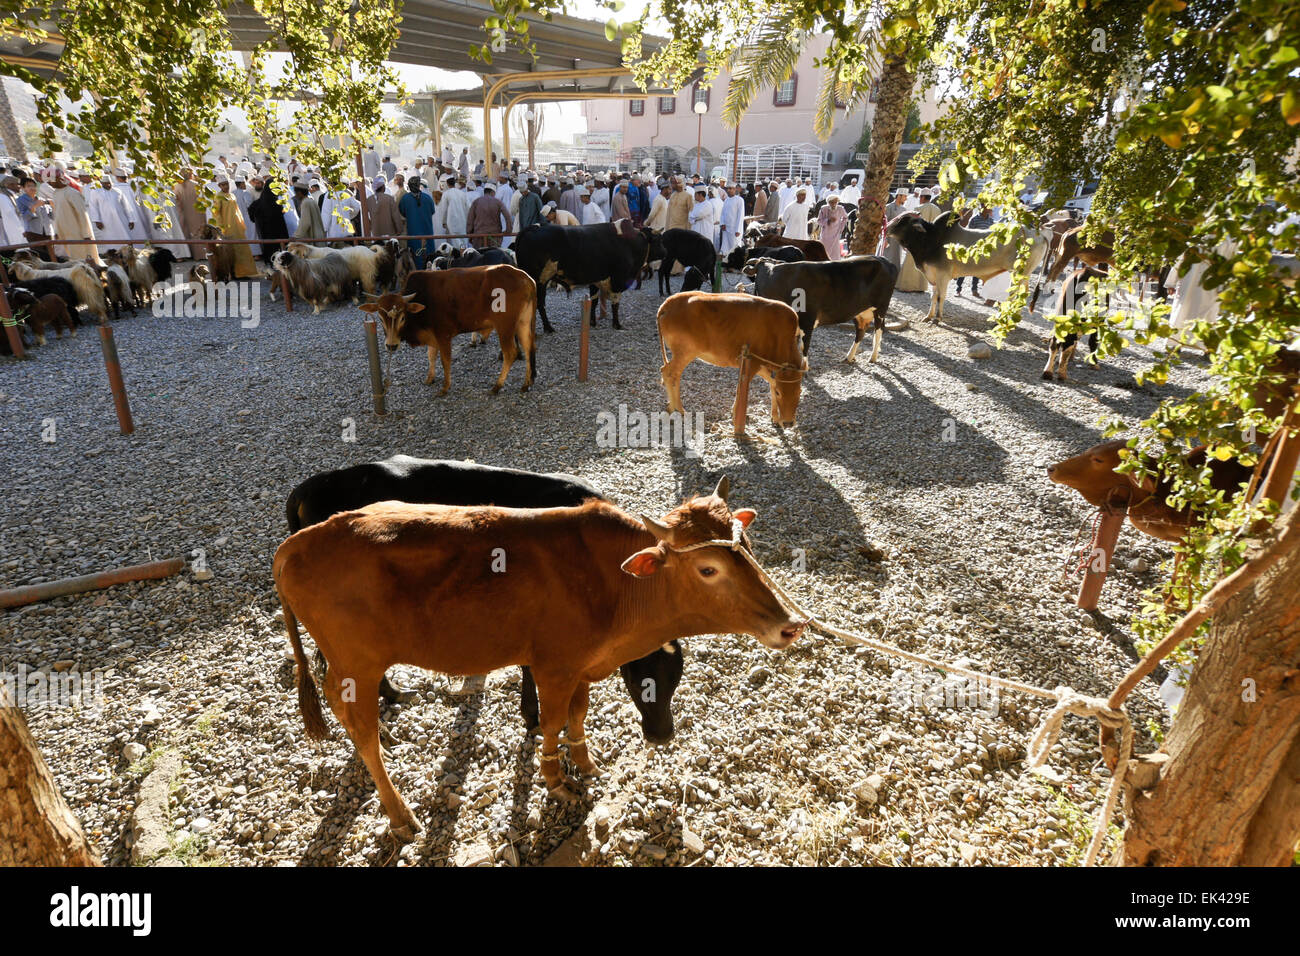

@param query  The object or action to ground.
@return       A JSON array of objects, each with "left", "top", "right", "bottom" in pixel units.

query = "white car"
[{"left": 1064, "top": 180, "right": 1099, "bottom": 216}]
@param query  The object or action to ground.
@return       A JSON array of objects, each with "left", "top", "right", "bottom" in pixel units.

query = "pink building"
[{"left": 581, "top": 36, "right": 942, "bottom": 182}]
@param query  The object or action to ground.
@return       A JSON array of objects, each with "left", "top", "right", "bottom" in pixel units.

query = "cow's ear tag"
[
  {"left": 733, "top": 508, "right": 757, "bottom": 528},
  {"left": 621, "top": 548, "right": 664, "bottom": 577}
]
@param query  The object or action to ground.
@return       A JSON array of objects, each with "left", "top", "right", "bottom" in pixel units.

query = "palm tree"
[
  {"left": 396, "top": 87, "right": 474, "bottom": 154},
  {"left": 719, "top": 5, "right": 925, "bottom": 254}
]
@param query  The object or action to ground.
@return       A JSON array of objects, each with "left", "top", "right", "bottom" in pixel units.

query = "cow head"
[
  {"left": 1047, "top": 439, "right": 1152, "bottom": 508},
  {"left": 619, "top": 640, "right": 685, "bottom": 744},
  {"left": 620, "top": 476, "right": 807, "bottom": 650},
  {"left": 884, "top": 212, "right": 928, "bottom": 255},
  {"left": 359, "top": 292, "right": 425, "bottom": 350},
  {"left": 769, "top": 352, "right": 807, "bottom": 428},
  {"left": 644, "top": 229, "right": 666, "bottom": 265}
]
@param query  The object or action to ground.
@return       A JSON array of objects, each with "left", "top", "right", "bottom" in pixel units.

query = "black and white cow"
[
  {"left": 886, "top": 211, "right": 1048, "bottom": 321},
  {"left": 512, "top": 221, "right": 655, "bottom": 332},
  {"left": 751, "top": 256, "right": 900, "bottom": 363},
  {"left": 431, "top": 245, "right": 517, "bottom": 271},
  {"left": 284, "top": 455, "right": 686, "bottom": 743}
]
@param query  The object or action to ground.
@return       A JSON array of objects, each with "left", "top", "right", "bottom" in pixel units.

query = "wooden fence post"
[
  {"left": 733, "top": 345, "right": 751, "bottom": 438},
  {"left": 1077, "top": 509, "right": 1126, "bottom": 611},
  {"left": 578, "top": 298, "right": 591, "bottom": 382},
  {"left": 98, "top": 324, "right": 134, "bottom": 435},
  {"left": 364, "top": 318, "right": 386, "bottom": 415}
]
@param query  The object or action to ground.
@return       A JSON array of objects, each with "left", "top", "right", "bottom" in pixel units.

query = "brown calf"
[
  {"left": 7, "top": 289, "right": 74, "bottom": 345},
  {"left": 273, "top": 479, "right": 805, "bottom": 840},
  {"left": 363, "top": 265, "right": 536, "bottom": 395},
  {"left": 755, "top": 233, "right": 829, "bottom": 262},
  {"left": 657, "top": 291, "right": 807, "bottom": 428},
  {"left": 1047, "top": 439, "right": 1253, "bottom": 543}
]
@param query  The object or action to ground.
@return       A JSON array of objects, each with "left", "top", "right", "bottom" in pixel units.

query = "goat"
[
  {"left": 271, "top": 250, "right": 353, "bottom": 314},
  {"left": 7, "top": 288, "right": 75, "bottom": 345},
  {"left": 286, "top": 241, "right": 380, "bottom": 299},
  {"left": 11, "top": 261, "right": 108, "bottom": 323},
  {"left": 201, "top": 223, "right": 236, "bottom": 283},
  {"left": 1042, "top": 267, "right": 1108, "bottom": 382}
]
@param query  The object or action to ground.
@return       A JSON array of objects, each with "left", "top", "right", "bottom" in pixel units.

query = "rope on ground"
[{"left": 669, "top": 519, "right": 1135, "bottom": 866}]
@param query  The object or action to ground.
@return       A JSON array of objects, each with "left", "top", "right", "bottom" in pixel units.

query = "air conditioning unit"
[{"left": 823, "top": 150, "right": 836, "bottom": 164}]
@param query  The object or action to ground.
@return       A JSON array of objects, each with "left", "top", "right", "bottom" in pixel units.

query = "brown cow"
[
  {"left": 273, "top": 478, "right": 806, "bottom": 840},
  {"left": 1047, "top": 439, "right": 1253, "bottom": 543},
  {"left": 361, "top": 264, "right": 536, "bottom": 395},
  {"left": 755, "top": 233, "right": 829, "bottom": 262},
  {"left": 657, "top": 291, "right": 807, "bottom": 428},
  {"left": 1030, "top": 225, "right": 1116, "bottom": 312}
]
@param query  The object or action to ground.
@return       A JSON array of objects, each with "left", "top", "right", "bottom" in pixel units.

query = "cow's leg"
[
  {"left": 326, "top": 669, "right": 420, "bottom": 841},
  {"left": 867, "top": 309, "right": 884, "bottom": 364},
  {"left": 424, "top": 344, "right": 438, "bottom": 386},
  {"left": 520, "top": 666, "right": 540, "bottom": 732},
  {"left": 436, "top": 337, "right": 454, "bottom": 396},
  {"left": 661, "top": 351, "right": 689, "bottom": 414},
  {"left": 799, "top": 315, "right": 814, "bottom": 356},
  {"left": 533, "top": 673, "right": 581, "bottom": 800},
  {"left": 518, "top": 306, "right": 536, "bottom": 392},
  {"left": 1056, "top": 340, "right": 1077, "bottom": 381},
  {"left": 537, "top": 282, "right": 555, "bottom": 334},
  {"left": 755, "top": 366, "right": 780, "bottom": 423},
  {"left": 610, "top": 290, "right": 623, "bottom": 330},
  {"left": 846, "top": 308, "right": 876, "bottom": 363},
  {"left": 658, "top": 257, "right": 674, "bottom": 296},
  {"left": 1042, "top": 341, "right": 1060, "bottom": 380},
  {"left": 566, "top": 682, "right": 601, "bottom": 776},
  {"left": 491, "top": 322, "right": 518, "bottom": 394}
]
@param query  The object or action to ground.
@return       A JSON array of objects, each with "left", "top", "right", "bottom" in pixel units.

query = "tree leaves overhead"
[{"left": 0, "top": 0, "right": 403, "bottom": 199}]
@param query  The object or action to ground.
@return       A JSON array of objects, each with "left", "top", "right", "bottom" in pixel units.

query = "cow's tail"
[
  {"left": 657, "top": 312, "right": 669, "bottom": 367},
  {"left": 284, "top": 488, "right": 303, "bottom": 534},
  {"left": 279, "top": 586, "right": 331, "bottom": 741}
]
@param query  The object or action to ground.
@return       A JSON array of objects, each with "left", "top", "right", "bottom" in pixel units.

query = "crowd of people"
[{"left": 0, "top": 140, "right": 966, "bottom": 280}]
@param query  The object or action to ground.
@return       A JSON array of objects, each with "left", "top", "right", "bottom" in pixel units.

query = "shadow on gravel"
[{"left": 299, "top": 754, "right": 368, "bottom": 865}]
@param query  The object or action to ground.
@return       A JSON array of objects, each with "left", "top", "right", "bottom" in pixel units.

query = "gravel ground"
[{"left": 1, "top": 268, "right": 1204, "bottom": 866}]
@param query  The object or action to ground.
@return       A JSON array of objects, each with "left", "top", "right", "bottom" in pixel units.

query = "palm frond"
[{"left": 721, "top": 17, "right": 807, "bottom": 127}]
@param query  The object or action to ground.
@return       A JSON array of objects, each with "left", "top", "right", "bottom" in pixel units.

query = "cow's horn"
[
  {"left": 402, "top": 292, "right": 417, "bottom": 301},
  {"left": 713, "top": 475, "right": 730, "bottom": 502},
  {"left": 641, "top": 514, "right": 672, "bottom": 542}
]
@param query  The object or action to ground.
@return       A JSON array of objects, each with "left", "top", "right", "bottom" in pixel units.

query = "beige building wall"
[{"left": 582, "top": 35, "right": 943, "bottom": 173}]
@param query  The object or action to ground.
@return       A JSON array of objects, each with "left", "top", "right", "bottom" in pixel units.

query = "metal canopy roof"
[{"left": 6, "top": 3, "right": 667, "bottom": 90}]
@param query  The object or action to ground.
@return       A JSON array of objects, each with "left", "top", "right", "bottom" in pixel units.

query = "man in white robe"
[
  {"left": 0, "top": 175, "right": 26, "bottom": 246},
  {"left": 778, "top": 179, "right": 795, "bottom": 215},
  {"left": 87, "top": 173, "right": 132, "bottom": 255},
  {"left": 438, "top": 178, "right": 471, "bottom": 248},
  {"left": 719, "top": 182, "right": 745, "bottom": 257},
  {"left": 780, "top": 187, "right": 811, "bottom": 240},
  {"left": 232, "top": 172, "right": 259, "bottom": 242},
  {"left": 840, "top": 177, "right": 862, "bottom": 207},
  {"left": 322, "top": 189, "right": 362, "bottom": 240},
  {"left": 689, "top": 185, "right": 716, "bottom": 241},
  {"left": 579, "top": 187, "right": 606, "bottom": 225}
]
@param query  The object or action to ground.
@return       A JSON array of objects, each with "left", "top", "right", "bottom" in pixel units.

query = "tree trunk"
[
  {"left": 0, "top": 78, "right": 29, "bottom": 164},
  {"left": 849, "top": 49, "right": 915, "bottom": 255},
  {"left": 1120, "top": 504, "right": 1300, "bottom": 866},
  {"left": 0, "top": 706, "right": 101, "bottom": 865}
]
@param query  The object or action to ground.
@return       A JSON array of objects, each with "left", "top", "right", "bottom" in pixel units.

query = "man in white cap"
[
  {"left": 294, "top": 179, "right": 326, "bottom": 239},
  {"left": 780, "top": 186, "right": 812, "bottom": 240},
  {"left": 363, "top": 144, "right": 380, "bottom": 180},
  {"left": 109, "top": 168, "right": 147, "bottom": 239},
  {"left": 211, "top": 173, "right": 261, "bottom": 277},
  {"left": 0, "top": 174, "right": 26, "bottom": 248},
  {"left": 542, "top": 201, "right": 579, "bottom": 227},
  {"left": 818, "top": 191, "right": 848, "bottom": 260},
  {"left": 591, "top": 174, "right": 611, "bottom": 221},
  {"left": 50, "top": 169, "right": 98, "bottom": 262},
  {"left": 467, "top": 181, "right": 512, "bottom": 248},
  {"left": 231, "top": 168, "right": 259, "bottom": 243},
  {"left": 442, "top": 143, "right": 455, "bottom": 169},
  {"left": 558, "top": 176, "right": 582, "bottom": 222},
  {"left": 576, "top": 186, "right": 603, "bottom": 225},
  {"left": 719, "top": 181, "right": 745, "bottom": 256},
  {"left": 708, "top": 182, "right": 725, "bottom": 249},
  {"left": 689, "top": 184, "right": 716, "bottom": 241},
  {"left": 778, "top": 178, "right": 795, "bottom": 215},
  {"left": 437, "top": 176, "right": 471, "bottom": 249},
  {"left": 86, "top": 171, "right": 132, "bottom": 255}
]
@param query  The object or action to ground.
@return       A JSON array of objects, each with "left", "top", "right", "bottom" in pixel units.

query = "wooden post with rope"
[
  {"left": 578, "top": 298, "right": 591, "bottom": 382},
  {"left": 1077, "top": 508, "right": 1126, "bottom": 611},
  {"left": 363, "top": 318, "right": 386, "bottom": 415},
  {"left": 733, "top": 345, "right": 751, "bottom": 438}
]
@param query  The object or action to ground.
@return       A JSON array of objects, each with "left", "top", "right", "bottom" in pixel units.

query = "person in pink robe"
[{"left": 818, "top": 193, "right": 849, "bottom": 261}]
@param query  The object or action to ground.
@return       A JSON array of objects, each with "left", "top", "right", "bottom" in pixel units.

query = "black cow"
[
  {"left": 752, "top": 256, "right": 899, "bottom": 363},
  {"left": 726, "top": 243, "right": 805, "bottom": 271},
  {"left": 284, "top": 455, "right": 685, "bottom": 743},
  {"left": 431, "top": 246, "right": 517, "bottom": 270},
  {"left": 655, "top": 228, "right": 717, "bottom": 295},
  {"left": 512, "top": 221, "right": 654, "bottom": 332}
]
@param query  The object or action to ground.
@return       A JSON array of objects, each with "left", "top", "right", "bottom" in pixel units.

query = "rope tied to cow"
[
  {"left": 738, "top": 344, "right": 805, "bottom": 383},
  {"left": 666, "top": 518, "right": 1135, "bottom": 867}
]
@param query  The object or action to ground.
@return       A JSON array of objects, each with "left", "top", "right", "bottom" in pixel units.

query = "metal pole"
[
  {"left": 696, "top": 113, "right": 703, "bottom": 178},
  {"left": 354, "top": 128, "right": 371, "bottom": 238},
  {"left": 732, "top": 120, "right": 740, "bottom": 183},
  {"left": 98, "top": 324, "right": 134, "bottom": 435},
  {"left": 364, "top": 318, "right": 386, "bottom": 415},
  {"left": 578, "top": 298, "right": 590, "bottom": 382},
  {"left": 528, "top": 115, "right": 536, "bottom": 171}
]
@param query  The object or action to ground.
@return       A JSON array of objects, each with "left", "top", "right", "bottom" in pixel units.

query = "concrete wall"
[{"left": 582, "top": 35, "right": 943, "bottom": 172}]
